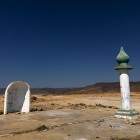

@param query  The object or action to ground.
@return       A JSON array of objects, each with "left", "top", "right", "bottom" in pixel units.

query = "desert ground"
[{"left": 0, "top": 92, "right": 140, "bottom": 140}]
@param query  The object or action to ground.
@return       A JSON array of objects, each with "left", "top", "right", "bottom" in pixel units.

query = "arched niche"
[{"left": 4, "top": 81, "right": 30, "bottom": 114}]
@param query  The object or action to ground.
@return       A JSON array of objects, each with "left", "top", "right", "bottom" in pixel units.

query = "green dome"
[
  {"left": 115, "top": 47, "right": 133, "bottom": 70},
  {"left": 116, "top": 47, "right": 129, "bottom": 66}
]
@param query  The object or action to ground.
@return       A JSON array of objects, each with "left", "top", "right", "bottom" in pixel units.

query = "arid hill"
[
  {"left": 0, "top": 81, "right": 140, "bottom": 95},
  {"left": 77, "top": 82, "right": 140, "bottom": 94}
]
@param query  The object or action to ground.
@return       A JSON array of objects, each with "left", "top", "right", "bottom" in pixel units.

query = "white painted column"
[{"left": 119, "top": 69, "right": 131, "bottom": 110}]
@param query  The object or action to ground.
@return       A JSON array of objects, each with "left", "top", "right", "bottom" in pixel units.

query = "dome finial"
[
  {"left": 116, "top": 47, "right": 129, "bottom": 66},
  {"left": 115, "top": 47, "right": 133, "bottom": 70}
]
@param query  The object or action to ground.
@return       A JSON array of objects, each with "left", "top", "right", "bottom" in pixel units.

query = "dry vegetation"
[{"left": 0, "top": 92, "right": 139, "bottom": 114}]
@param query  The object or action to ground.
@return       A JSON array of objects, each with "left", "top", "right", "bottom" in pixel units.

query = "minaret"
[{"left": 114, "top": 47, "right": 139, "bottom": 119}]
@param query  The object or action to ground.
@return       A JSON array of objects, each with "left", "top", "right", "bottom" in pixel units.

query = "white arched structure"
[{"left": 4, "top": 81, "right": 30, "bottom": 114}]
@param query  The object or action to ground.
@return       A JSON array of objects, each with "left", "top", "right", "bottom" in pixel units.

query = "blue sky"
[{"left": 0, "top": 0, "right": 140, "bottom": 88}]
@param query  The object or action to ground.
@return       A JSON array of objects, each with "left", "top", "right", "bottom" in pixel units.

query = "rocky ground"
[{"left": 0, "top": 92, "right": 140, "bottom": 140}]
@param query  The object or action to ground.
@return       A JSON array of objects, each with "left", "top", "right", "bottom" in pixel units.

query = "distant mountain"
[
  {"left": 0, "top": 88, "right": 6, "bottom": 95},
  {"left": 74, "top": 82, "right": 140, "bottom": 94},
  {"left": 0, "top": 82, "right": 140, "bottom": 95}
]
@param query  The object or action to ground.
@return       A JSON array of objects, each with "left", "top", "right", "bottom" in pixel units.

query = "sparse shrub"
[{"left": 35, "top": 125, "right": 49, "bottom": 131}]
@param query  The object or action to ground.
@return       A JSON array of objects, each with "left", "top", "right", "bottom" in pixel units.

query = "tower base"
[{"left": 114, "top": 109, "right": 139, "bottom": 119}]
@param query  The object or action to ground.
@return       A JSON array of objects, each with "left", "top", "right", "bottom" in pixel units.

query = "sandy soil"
[{"left": 0, "top": 92, "right": 140, "bottom": 140}]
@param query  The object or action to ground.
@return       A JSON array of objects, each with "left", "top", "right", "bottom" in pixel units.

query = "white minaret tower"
[{"left": 115, "top": 47, "right": 139, "bottom": 119}]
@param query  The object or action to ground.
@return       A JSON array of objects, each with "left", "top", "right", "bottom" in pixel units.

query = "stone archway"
[{"left": 4, "top": 81, "right": 30, "bottom": 114}]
